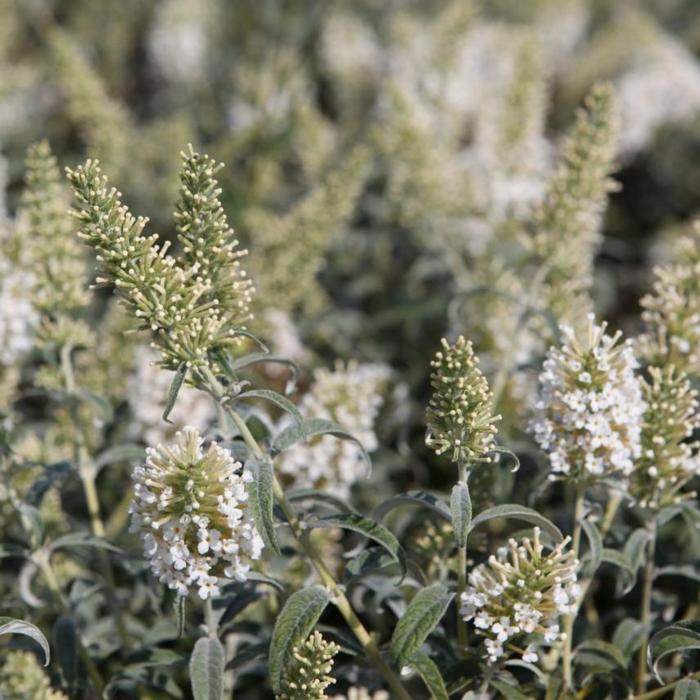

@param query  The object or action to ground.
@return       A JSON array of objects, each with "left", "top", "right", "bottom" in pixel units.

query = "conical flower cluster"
[
  {"left": 129, "top": 426, "right": 263, "bottom": 599},
  {"left": 460, "top": 528, "right": 579, "bottom": 664},
  {"left": 639, "top": 225, "right": 700, "bottom": 378},
  {"left": 277, "top": 631, "right": 340, "bottom": 700},
  {"left": 0, "top": 651, "right": 67, "bottom": 700},
  {"left": 426, "top": 336, "right": 500, "bottom": 466},
  {"left": 530, "top": 316, "right": 645, "bottom": 483},
  {"left": 67, "top": 146, "right": 253, "bottom": 373},
  {"left": 631, "top": 365, "right": 700, "bottom": 510}
]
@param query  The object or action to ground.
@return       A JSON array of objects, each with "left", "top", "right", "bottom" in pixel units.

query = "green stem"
[
  {"left": 201, "top": 369, "right": 412, "bottom": 700},
  {"left": 456, "top": 461, "right": 469, "bottom": 651},
  {"left": 636, "top": 524, "right": 657, "bottom": 695},
  {"left": 563, "top": 486, "right": 586, "bottom": 690}
]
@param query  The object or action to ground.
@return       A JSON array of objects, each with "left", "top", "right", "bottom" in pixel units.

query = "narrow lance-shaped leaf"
[
  {"left": 163, "top": 361, "right": 187, "bottom": 423},
  {"left": 469, "top": 504, "right": 563, "bottom": 543},
  {"left": 245, "top": 459, "right": 280, "bottom": 555},
  {"left": 273, "top": 417, "right": 371, "bottom": 476},
  {"left": 268, "top": 586, "right": 330, "bottom": 693},
  {"left": 190, "top": 637, "right": 225, "bottom": 700},
  {"left": 450, "top": 482, "right": 471, "bottom": 549},
  {"left": 309, "top": 513, "right": 407, "bottom": 581},
  {"left": 408, "top": 650, "right": 449, "bottom": 700},
  {"left": 0, "top": 617, "right": 50, "bottom": 665},
  {"left": 648, "top": 620, "right": 700, "bottom": 683},
  {"left": 390, "top": 583, "right": 454, "bottom": 666},
  {"left": 581, "top": 518, "right": 602, "bottom": 575},
  {"left": 374, "top": 490, "right": 451, "bottom": 522},
  {"left": 236, "top": 389, "right": 303, "bottom": 427}
]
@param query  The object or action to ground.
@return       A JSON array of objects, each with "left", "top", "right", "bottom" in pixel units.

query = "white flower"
[
  {"left": 0, "top": 259, "right": 37, "bottom": 365},
  {"left": 129, "top": 427, "right": 263, "bottom": 598},
  {"left": 277, "top": 361, "right": 391, "bottom": 498},
  {"left": 530, "top": 315, "right": 645, "bottom": 484},
  {"left": 460, "top": 527, "right": 578, "bottom": 664}
]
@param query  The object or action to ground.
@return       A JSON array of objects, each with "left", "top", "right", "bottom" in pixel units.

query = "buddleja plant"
[{"left": 1, "top": 136, "right": 699, "bottom": 700}]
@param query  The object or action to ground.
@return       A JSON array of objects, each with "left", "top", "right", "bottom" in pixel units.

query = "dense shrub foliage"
[{"left": 1, "top": 1, "right": 700, "bottom": 699}]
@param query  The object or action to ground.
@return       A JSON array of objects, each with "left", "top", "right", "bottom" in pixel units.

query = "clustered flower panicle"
[
  {"left": 277, "top": 631, "right": 340, "bottom": 700},
  {"left": 129, "top": 426, "right": 263, "bottom": 599},
  {"left": 0, "top": 650, "right": 67, "bottom": 700},
  {"left": 278, "top": 361, "right": 391, "bottom": 498},
  {"left": 22, "top": 140, "right": 89, "bottom": 317},
  {"left": 426, "top": 336, "right": 500, "bottom": 465},
  {"left": 631, "top": 365, "right": 700, "bottom": 510},
  {"left": 530, "top": 315, "right": 645, "bottom": 483},
  {"left": 461, "top": 527, "right": 579, "bottom": 664},
  {"left": 639, "top": 224, "right": 700, "bottom": 378},
  {"left": 529, "top": 82, "right": 619, "bottom": 321},
  {"left": 67, "top": 146, "right": 253, "bottom": 372}
]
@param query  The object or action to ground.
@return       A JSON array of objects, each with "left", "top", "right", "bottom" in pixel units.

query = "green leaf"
[
  {"left": 268, "top": 586, "right": 330, "bottom": 693},
  {"left": 288, "top": 488, "right": 358, "bottom": 514},
  {"left": 53, "top": 616, "right": 77, "bottom": 686},
  {"left": 0, "top": 617, "right": 50, "bottom": 665},
  {"left": 581, "top": 518, "right": 602, "bottom": 575},
  {"left": 245, "top": 459, "right": 280, "bottom": 555},
  {"left": 48, "top": 532, "right": 122, "bottom": 554},
  {"left": 601, "top": 548, "right": 635, "bottom": 575},
  {"left": 373, "top": 490, "right": 451, "bottom": 522},
  {"left": 244, "top": 571, "right": 286, "bottom": 593},
  {"left": 95, "top": 444, "right": 145, "bottom": 470},
  {"left": 190, "top": 637, "right": 225, "bottom": 700},
  {"left": 229, "top": 328, "right": 269, "bottom": 354},
  {"left": 408, "top": 650, "right": 449, "bottom": 700},
  {"left": 236, "top": 389, "right": 303, "bottom": 426},
  {"left": 390, "top": 583, "right": 454, "bottom": 666},
  {"left": 18, "top": 503, "right": 45, "bottom": 549},
  {"left": 450, "top": 482, "right": 471, "bottom": 549},
  {"left": 612, "top": 618, "right": 647, "bottom": 659},
  {"left": 273, "top": 418, "right": 371, "bottom": 477},
  {"left": 228, "top": 352, "right": 298, "bottom": 382},
  {"left": 469, "top": 504, "right": 563, "bottom": 543},
  {"left": 648, "top": 620, "right": 700, "bottom": 683},
  {"left": 492, "top": 446, "right": 521, "bottom": 472},
  {"left": 575, "top": 639, "right": 628, "bottom": 672},
  {"left": 655, "top": 565, "right": 700, "bottom": 584},
  {"left": 675, "top": 679, "right": 700, "bottom": 700},
  {"left": 163, "top": 362, "right": 187, "bottom": 423},
  {"left": 309, "top": 513, "right": 406, "bottom": 581},
  {"left": 489, "top": 679, "right": 531, "bottom": 700}
]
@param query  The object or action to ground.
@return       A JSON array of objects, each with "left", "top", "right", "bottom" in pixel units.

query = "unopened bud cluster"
[
  {"left": 530, "top": 316, "right": 645, "bottom": 483},
  {"left": 277, "top": 631, "right": 340, "bottom": 700},
  {"left": 460, "top": 527, "right": 579, "bottom": 664},
  {"left": 631, "top": 365, "right": 700, "bottom": 510},
  {"left": 426, "top": 336, "right": 500, "bottom": 465},
  {"left": 129, "top": 427, "right": 263, "bottom": 599},
  {"left": 67, "top": 146, "right": 253, "bottom": 372}
]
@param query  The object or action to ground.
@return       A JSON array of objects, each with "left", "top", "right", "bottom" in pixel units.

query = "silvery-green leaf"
[
  {"left": 575, "top": 639, "right": 628, "bottom": 672},
  {"left": 407, "top": 650, "right": 449, "bottom": 700},
  {"left": 53, "top": 616, "right": 77, "bottom": 685},
  {"left": 648, "top": 620, "right": 700, "bottom": 683},
  {"left": 309, "top": 513, "right": 406, "bottom": 581},
  {"left": 190, "top": 636, "right": 225, "bottom": 700},
  {"left": 469, "top": 504, "right": 563, "bottom": 543},
  {"left": 489, "top": 679, "right": 530, "bottom": 700},
  {"left": 163, "top": 362, "right": 187, "bottom": 423},
  {"left": 581, "top": 518, "right": 602, "bottom": 575},
  {"left": 0, "top": 617, "right": 50, "bottom": 665},
  {"left": 654, "top": 565, "right": 700, "bottom": 583},
  {"left": 48, "top": 532, "right": 122, "bottom": 554},
  {"left": 273, "top": 418, "right": 371, "bottom": 476},
  {"left": 269, "top": 586, "right": 330, "bottom": 693},
  {"left": 674, "top": 679, "right": 700, "bottom": 700},
  {"left": 95, "top": 444, "right": 145, "bottom": 470},
  {"left": 373, "top": 490, "right": 450, "bottom": 522},
  {"left": 245, "top": 459, "right": 280, "bottom": 555},
  {"left": 390, "top": 583, "right": 453, "bottom": 666},
  {"left": 236, "top": 389, "right": 302, "bottom": 426},
  {"left": 450, "top": 482, "right": 471, "bottom": 549},
  {"left": 612, "top": 618, "right": 647, "bottom": 659}
]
